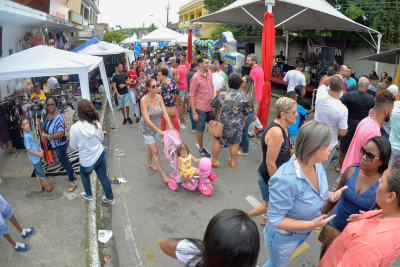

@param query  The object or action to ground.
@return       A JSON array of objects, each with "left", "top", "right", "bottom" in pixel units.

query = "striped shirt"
[{"left": 44, "top": 113, "right": 68, "bottom": 148}]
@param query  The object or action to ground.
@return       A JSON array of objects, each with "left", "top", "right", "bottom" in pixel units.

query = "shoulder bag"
[
  {"left": 208, "top": 94, "right": 227, "bottom": 138},
  {"left": 166, "top": 106, "right": 176, "bottom": 117}
]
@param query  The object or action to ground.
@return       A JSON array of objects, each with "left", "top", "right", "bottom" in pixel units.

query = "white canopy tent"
[
  {"left": 169, "top": 33, "right": 197, "bottom": 46},
  {"left": 194, "top": 0, "right": 382, "bottom": 70},
  {"left": 139, "top": 27, "right": 183, "bottom": 42},
  {"left": 79, "top": 41, "right": 134, "bottom": 71},
  {"left": 0, "top": 46, "right": 116, "bottom": 124},
  {"left": 121, "top": 35, "right": 138, "bottom": 45}
]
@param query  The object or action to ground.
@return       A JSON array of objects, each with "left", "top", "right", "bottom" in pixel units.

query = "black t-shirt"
[
  {"left": 296, "top": 57, "right": 305, "bottom": 65},
  {"left": 276, "top": 55, "right": 285, "bottom": 63},
  {"left": 112, "top": 72, "right": 129, "bottom": 95},
  {"left": 297, "top": 97, "right": 311, "bottom": 128},
  {"left": 340, "top": 90, "right": 374, "bottom": 121},
  {"left": 348, "top": 85, "right": 358, "bottom": 92},
  {"left": 187, "top": 70, "right": 196, "bottom": 93}
]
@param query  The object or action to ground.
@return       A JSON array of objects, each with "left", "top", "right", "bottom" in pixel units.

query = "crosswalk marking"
[
  {"left": 246, "top": 195, "right": 262, "bottom": 208},
  {"left": 180, "top": 124, "right": 187, "bottom": 129}
]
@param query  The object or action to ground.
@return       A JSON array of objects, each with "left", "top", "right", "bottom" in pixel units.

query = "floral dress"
[
  {"left": 135, "top": 78, "right": 148, "bottom": 102},
  {"left": 160, "top": 79, "right": 180, "bottom": 107},
  {"left": 210, "top": 89, "right": 250, "bottom": 144}
]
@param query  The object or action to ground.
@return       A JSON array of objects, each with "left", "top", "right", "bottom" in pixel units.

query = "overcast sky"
[{"left": 98, "top": 0, "right": 188, "bottom": 29}]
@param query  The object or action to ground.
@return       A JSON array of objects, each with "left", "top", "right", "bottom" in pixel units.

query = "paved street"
[{"left": 104, "top": 86, "right": 342, "bottom": 267}]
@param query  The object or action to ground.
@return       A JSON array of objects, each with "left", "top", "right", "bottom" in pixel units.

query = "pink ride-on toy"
[{"left": 163, "top": 129, "right": 217, "bottom": 196}]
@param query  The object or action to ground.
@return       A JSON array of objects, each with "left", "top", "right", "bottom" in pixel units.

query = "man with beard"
[{"left": 341, "top": 90, "right": 395, "bottom": 173}]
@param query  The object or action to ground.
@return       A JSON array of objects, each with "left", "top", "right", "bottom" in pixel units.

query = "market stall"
[{"left": 0, "top": 46, "right": 116, "bottom": 129}]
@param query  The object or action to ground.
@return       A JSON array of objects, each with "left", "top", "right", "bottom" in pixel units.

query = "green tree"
[
  {"left": 204, "top": 0, "right": 235, "bottom": 13},
  {"left": 103, "top": 28, "right": 124, "bottom": 44},
  {"left": 148, "top": 23, "right": 157, "bottom": 33}
]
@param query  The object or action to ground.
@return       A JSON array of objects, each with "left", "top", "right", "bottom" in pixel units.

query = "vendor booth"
[
  {"left": 0, "top": 45, "right": 116, "bottom": 124},
  {"left": 77, "top": 41, "right": 133, "bottom": 77}
]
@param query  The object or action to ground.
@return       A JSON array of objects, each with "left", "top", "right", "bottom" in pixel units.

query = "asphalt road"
[{"left": 106, "top": 85, "right": 400, "bottom": 267}]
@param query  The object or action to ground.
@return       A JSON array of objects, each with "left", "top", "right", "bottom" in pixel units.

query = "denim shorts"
[
  {"left": 257, "top": 172, "right": 270, "bottom": 201},
  {"left": 179, "top": 89, "right": 188, "bottom": 99},
  {"left": 0, "top": 194, "right": 14, "bottom": 237},
  {"left": 195, "top": 109, "right": 215, "bottom": 132},
  {"left": 118, "top": 93, "right": 130, "bottom": 108},
  {"left": 33, "top": 161, "right": 46, "bottom": 179},
  {"left": 142, "top": 133, "right": 159, "bottom": 145}
]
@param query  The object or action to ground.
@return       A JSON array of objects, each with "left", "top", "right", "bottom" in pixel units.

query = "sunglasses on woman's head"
[{"left": 360, "top": 147, "right": 380, "bottom": 162}]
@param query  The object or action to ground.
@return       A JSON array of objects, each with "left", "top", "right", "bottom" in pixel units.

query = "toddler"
[
  {"left": 20, "top": 116, "right": 54, "bottom": 193},
  {"left": 176, "top": 143, "right": 200, "bottom": 187}
]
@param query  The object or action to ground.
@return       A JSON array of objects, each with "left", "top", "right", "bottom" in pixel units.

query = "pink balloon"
[{"left": 199, "top": 158, "right": 212, "bottom": 171}]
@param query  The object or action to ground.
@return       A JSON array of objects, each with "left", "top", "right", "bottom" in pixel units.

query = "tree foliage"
[
  {"left": 103, "top": 28, "right": 124, "bottom": 44},
  {"left": 204, "top": 0, "right": 235, "bottom": 13}
]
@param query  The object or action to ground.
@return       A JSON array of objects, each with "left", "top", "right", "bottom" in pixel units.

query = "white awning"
[
  {"left": 194, "top": 0, "right": 379, "bottom": 33},
  {"left": 140, "top": 27, "right": 183, "bottom": 42}
]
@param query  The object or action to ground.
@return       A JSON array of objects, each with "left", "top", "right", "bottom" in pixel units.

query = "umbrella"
[{"left": 257, "top": 12, "right": 275, "bottom": 128}]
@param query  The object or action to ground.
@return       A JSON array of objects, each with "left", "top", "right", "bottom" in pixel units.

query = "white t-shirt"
[
  {"left": 317, "top": 85, "right": 343, "bottom": 103},
  {"left": 283, "top": 70, "right": 306, "bottom": 92},
  {"left": 176, "top": 239, "right": 260, "bottom": 267},
  {"left": 315, "top": 94, "right": 348, "bottom": 148},
  {"left": 212, "top": 73, "right": 225, "bottom": 92}
]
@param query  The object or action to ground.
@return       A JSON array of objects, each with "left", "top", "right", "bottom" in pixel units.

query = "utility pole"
[{"left": 166, "top": 2, "right": 171, "bottom": 27}]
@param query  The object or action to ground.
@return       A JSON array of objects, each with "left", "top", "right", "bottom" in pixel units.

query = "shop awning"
[{"left": 358, "top": 48, "right": 400, "bottom": 64}]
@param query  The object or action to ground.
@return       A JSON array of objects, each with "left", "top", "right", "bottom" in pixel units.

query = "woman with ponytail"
[{"left": 69, "top": 99, "right": 114, "bottom": 204}]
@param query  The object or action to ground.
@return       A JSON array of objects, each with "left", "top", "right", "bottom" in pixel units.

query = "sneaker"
[
  {"left": 127, "top": 117, "right": 133, "bottom": 124},
  {"left": 81, "top": 192, "right": 94, "bottom": 200},
  {"left": 331, "top": 155, "right": 339, "bottom": 162},
  {"left": 123, "top": 119, "right": 127, "bottom": 125},
  {"left": 135, "top": 117, "right": 140, "bottom": 123},
  {"left": 248, "top": 133, "right": 255, "bottom": 140},
  {"left": 180, "top": 119, "right": 190, "bottom": 124},
  {"left": 256, "top": 128, "right": 265, "bottom": 136},
  {"left": 199, "top": 148, "right": 211, "bottom": 157},
  {"left": 21, "top": 227, "right": 36, "bottom": 239},
  {"left": 191, "top": 127, "right": 197, "bottom": 132},
  {"left": 102, "top": 196, "right": 115, "bottom": 205},
  {"left": 14, "top": 242, "right": 30, "bottom": 252}
]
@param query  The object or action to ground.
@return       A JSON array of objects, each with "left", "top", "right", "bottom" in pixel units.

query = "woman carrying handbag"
[{"left": 210, "top": 73, "right": 250, "bottom": 168}]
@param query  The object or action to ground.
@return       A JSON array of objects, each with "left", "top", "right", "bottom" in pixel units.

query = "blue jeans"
[
  {"left": 272, "top": 64, "right": 284, "bottom": 75},
  {"left": 54, "top": 143, "right": 75, "bottom": 184},
  {"left": 240, "top": 112, "right": 254, "bottom": 153},
  {"left": 80, "top": 151, "right": 114, "bottom": 200},
  {"left": 189, "top": 108, "right": 196, "bottom": 128},
  {"left": 263, "top": 224, "right": 311, "bottom": 267}
]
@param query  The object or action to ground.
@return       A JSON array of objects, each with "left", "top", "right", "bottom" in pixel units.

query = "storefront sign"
[
  {"left": 70, "top": 11, "right": 83, "bottom": 25},
  {"left": 307, "top": 36, "right": 346, "bottom": 65},
  {"left": 49, "top": 0, "right": 69, "bottom": 20}
]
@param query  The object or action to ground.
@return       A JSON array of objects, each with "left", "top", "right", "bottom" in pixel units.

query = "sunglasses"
[
  {"left": 46, "top": 103, "right": 55, "bottom": 107},
  {"left": 360, "top": 147, "right": 380, "bottom": 162},
  {"left": 285, "top": 110, "right": 297, "bottom": 116},
  {"left": 150, "top": 84, "right": 161, "bottom": 89}
]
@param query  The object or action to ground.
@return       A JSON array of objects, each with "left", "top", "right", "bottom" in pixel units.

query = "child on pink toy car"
[{"left": 176, "top": 143, "right": 201, "bottom": 187}]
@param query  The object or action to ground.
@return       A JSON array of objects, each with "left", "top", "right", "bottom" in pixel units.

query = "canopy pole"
[
  {"left": 241, "top": 7, "right": 263, "bottom": 26},
  {"left": 286, "top": 30, "right": 289, "bottom": 64},
  {"left": 375, "top": 33, "right": 382, "bottom": 72},
  {"left": 275, "top": 8, "right": 308, "bottom": 28}
]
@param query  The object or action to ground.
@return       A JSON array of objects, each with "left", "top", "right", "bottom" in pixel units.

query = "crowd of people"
[{"left": 115, "top": 49, "right": 400, "bottom": 266}]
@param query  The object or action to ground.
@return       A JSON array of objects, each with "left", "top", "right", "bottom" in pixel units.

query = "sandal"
[
  {"left": 229, "top": 158, "right": 236, "bottom": 168},
  {"left": 212, "top": 162, "right": 218, "bottom": 168},
  {"left": 335, "top": 164, "right": 341, "bottom": 173},
  {"left": 39, "top": 186, "right": 45, "bottom": 192},
  {"left": 46, "top": 184, "right": 54, "bottom": 193},
  {"left": 67, "top": 183, "right": 77, "bottom": 192}
]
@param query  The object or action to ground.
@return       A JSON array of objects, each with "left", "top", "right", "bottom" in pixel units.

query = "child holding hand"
[
  {"left": 20, "top": 116, "right": 54, "bottom": 193},
  {"left": 176, "top": 143, "right": 200, "bottom": 187}
]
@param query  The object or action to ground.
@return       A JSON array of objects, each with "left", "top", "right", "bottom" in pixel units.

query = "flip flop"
[
  {"left": 212, "top": 162, "right": 218, "bottom": 168},
  {"left": 46, "top": 184, "right": 54, "bottom": 193},
  {"left": 67, "top": 183, "right": 77, "bottom": 192},
  {"left": 39, "top": 186, "right": 45, "bottom": 192},
  {"left": 229, "top": 158, "right": 236, "bottom": 168},
  {"left": 335, "top": 164, "right": 341, "bottom": 173}
]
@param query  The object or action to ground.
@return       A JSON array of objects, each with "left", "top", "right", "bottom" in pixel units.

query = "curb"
[{"left": 88, "top": 96, "right": 108, "bottom": 267}]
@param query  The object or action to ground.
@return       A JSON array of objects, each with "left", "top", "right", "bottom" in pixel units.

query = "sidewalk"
[{"left": 0, "top": 176, "right": 87, "bottom": 267}]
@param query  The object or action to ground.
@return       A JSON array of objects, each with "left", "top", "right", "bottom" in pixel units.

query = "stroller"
[{"left": 163, "top": 129, "right": 217, "bottom": 196}]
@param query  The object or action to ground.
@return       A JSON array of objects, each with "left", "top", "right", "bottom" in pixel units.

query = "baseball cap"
[
  {"left": 167, "top": 57, "right": 176, "bottom": 64},
  {"left": 388, "top": 84, "right": 399, "bottom": 96}
]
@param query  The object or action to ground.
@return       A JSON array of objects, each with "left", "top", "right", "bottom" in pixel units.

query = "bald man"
[{"left": 336, "top": 76, "right": 375, "bottom": 172}]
